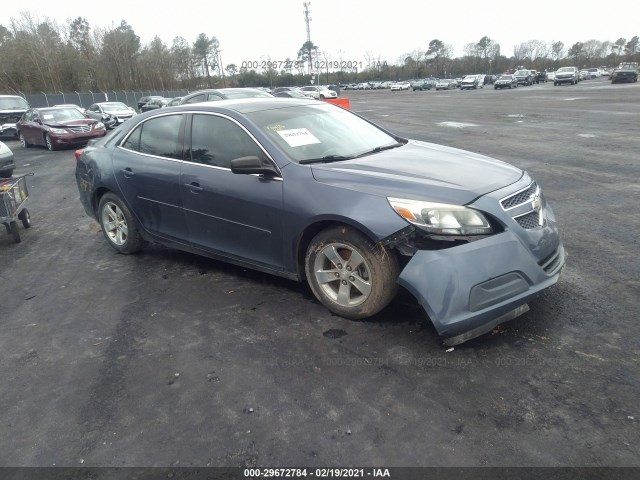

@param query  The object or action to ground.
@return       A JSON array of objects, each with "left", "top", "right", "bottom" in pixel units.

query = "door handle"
[
  {"left": 185, "top": 182, "right": 203, "bottom": 193},
  {"left": 120, "top": 168, "right": 134, "bottom": 178}
]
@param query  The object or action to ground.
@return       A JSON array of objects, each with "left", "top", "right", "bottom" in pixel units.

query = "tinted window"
[
  {"left": 189, "top": 114, "right": 265, "bottom": 169},
  {"left": 122, "top": 115, "right": 182, "bottom": 159},
  {"left": 184, "top": 94, "right": 205, "bottom": 104}
]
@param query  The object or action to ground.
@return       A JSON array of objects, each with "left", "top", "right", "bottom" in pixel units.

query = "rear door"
[{"left": 112, "top": 112, "right": 188, "bottom": 242}]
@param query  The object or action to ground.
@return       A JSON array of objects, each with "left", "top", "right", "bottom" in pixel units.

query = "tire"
[
  {"left": 98, "top": 192, "right": 145, "bottom": 254},
  {"left": 0, "top": 169, "right": 12, "bottom": 178},
  {"left": 10, "top": 221, "right": 20, "bottom": 243},
  {"left": 18, "top": 209, "right": 31, "bottom": 229},
  {"left": 45, "top": 133, "right": 56, "bottom": 151},
  {"left": 320, "top": 95, "right": 325, "bottom": 100},
  {"left": 304, "top": 226, "right": 399, "bottom": 319},
  {"left": 19, "top": 132, "right": 31, "bottom": 148}
]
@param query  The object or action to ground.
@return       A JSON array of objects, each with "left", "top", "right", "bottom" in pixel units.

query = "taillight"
[{"left": 74, "top": 149, "right": 84, "bottom": 163}]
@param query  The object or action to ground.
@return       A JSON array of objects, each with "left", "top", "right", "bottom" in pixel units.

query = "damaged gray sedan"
[{"left": 75, "top": 98, "right": 564, "bottom": 345}]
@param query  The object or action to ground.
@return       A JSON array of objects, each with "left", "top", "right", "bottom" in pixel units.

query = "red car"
[{"left": 17, "top": 106, "right": 106, "bottom": 151}]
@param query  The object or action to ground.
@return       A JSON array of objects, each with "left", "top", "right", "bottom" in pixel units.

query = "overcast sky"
[{"left": 2, "top": 0, "right": 637, "bottom": 67}]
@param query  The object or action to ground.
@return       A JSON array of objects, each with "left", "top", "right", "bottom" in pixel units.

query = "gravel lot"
[{"left": 0, "top": 77, "right": 638, "bottom": 468}]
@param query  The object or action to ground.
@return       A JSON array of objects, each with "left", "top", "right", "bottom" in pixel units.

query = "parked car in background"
[
  {"left": 136, "top": 95, "right": 163, "bottom": 112},
  {"left": 17, "top": 106, "right": 106, "bottom": 151},
  {"left": 493, "top": 74, "right": 518, "bottom": 89},
  {"left": 435, "top": 79, "right": 458, "bottom": 90},
  {"left": 587, "top": 68, "right": 601, "bottom": 79},
  {"left": 140, "top": 97, "right": 172, "bottom": 112},
  {"left": 554, "top": 67, "right": 580, "bottom": 85},
  {"left": 390, "top": 82, "right": 411, "bottom": 91},
  {"left": 85, "top": 102, "right": 137, "bottom": 129},
  {"left": 273, "top": 90, "right": 309, "bottom": 98},
  {"left": 460, "top": 75, "right": 484, "bottom": 90},
  {"left": 529, "top": 70, "right": 540, "bottom": 84},
  {"left": 75, "top": 98, "right": 564, "bottom": 346},
  {"left": 514, "top": 70, "right": 535, "bottom": 86},
  {"left": 546, "top": 71, "right": 556, "bottom": 81},
  {"left": 610, "top": 62, "right": 639, "bottom": 84},
  {"left": 271, "top": 87, "right": 301, "bottom": 95},
  {"left": 579, "top": 70, "right": 590, "bottom": 81},
  {"left": 0, "top": 140, "right": 15, "bottom": 178},
  {"left": 0, "top": 95, "right": 30, "bottom": 138},
  {"left": 411, "top": 79, "right": 435, "bottom": 91},
  {"left": 179, "top": 88, "right": 273, "bottom": 105},
  {"left": 535, "top": 71, "right": 547, "bottom": 83},
  {"left": 299, "top": 86, "right": 338, "bottom": 100}
]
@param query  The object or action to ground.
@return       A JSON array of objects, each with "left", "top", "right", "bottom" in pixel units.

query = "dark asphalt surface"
[{"left": 0, "top": 77, "right": 638, "bottom": 467}]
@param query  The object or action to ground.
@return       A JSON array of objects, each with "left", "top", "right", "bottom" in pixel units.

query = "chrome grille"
[
  {"left": 514, "top": 211, "right": 541, "bottom": 230},
  {"left": 501, "top": 182, "right": 538, "bottom": 210},
  {"left": 500, "top": 181, "right": 544, "bottom": 230},
  {"left": 68, "top": 125, "right": 91, "bottom": 133}
]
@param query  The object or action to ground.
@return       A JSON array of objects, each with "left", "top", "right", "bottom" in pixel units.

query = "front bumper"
[
  {"left": 556, "top": 76, "right": 576, "bottom": 84},
  {"left": 398, "top": 232, "right": 565, "bottom": 345},
  {"left": 0, "top": 150, "right": 16, "bottom": 175},
  {"left": 0, "top": 123, "right": 18, "bottom": 136},
  {"left": 51, "top": 130, "right": 106, "bottom": 147}
]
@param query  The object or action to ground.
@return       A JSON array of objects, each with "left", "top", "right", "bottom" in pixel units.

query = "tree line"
[{"left": 1, "top": 12, "right": 638, "bottom": 94}]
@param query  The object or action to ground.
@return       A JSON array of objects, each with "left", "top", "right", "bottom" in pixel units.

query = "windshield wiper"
[
  {"left": 299, "top": 154, "right": 356, "bottom": 165},
  {"left": 354, "top": 142, "right": 404, "bottom": 158}
]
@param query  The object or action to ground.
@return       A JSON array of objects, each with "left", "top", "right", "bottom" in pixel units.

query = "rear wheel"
[
  {"left": 305, "top": 226, "right": 399, "bottom": 319},
  {"left": 98, "top": 193, "right": 145, "bottom": 254}
]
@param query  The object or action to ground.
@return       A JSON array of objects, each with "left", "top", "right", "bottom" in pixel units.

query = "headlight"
[
  {"left": 388, "top": 198, "right": 493, "bottom": 235},
  {"left": 95, "top": 122, "right": 105, "bottom": 129},
  {"left": 49, "top": 127, "right": 67, "bottom": 134}
]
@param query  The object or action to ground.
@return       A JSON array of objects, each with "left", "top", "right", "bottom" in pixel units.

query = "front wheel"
[
  {"left": 19, "top": 132, "right": 31, "bottom": 148},
  {"left": 45, "top": 133, "right": 56, "bottom": 151},
  {"left": 98, "top": 193, "right": 145, "bottom": 254},
  {"left": 305, "top": 226, "right": 399, "bottom": 319}
]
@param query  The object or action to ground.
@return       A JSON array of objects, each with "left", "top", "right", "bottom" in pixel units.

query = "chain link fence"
[{"left": 16, "top": 90, "right": 188, "bottom": 110}]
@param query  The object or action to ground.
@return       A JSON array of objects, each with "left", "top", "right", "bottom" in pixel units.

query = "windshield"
[
  {"left": 102, "top": 103, "right": 129, "bottom": 112},
  {"left": 0, "top": 97, "right": 29, "bottom": 110},
  {"left": 500, "top": 75, "right": 513, "bottom": 79},
  {"left": 41, "top": 108, "right": 86, "bottom": 122},
  {"left": 246, "top": 103, "right": 399, "bottom": 163},
  {"left": 463, "top": 76, "right": 476, "bottom": 80},
  {"left": 557, "top": 67, "right": 574, "bottom": 72}
]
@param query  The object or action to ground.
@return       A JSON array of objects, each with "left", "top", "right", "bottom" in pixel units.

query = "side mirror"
[{"left": 230, "top": 156, "right": 279, "bottom": 177}]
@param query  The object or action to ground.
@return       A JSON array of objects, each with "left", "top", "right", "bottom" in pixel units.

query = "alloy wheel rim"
[
  {"left": 101, "top": 202, "right": 128, "bottom": 246},
  {"left": 313, "top": 242, "right": 372, "bottom": 307}
]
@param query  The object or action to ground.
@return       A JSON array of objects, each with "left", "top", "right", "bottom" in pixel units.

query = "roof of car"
[{"left": 168, "top": 97, "right": 323, "bottom": 114}]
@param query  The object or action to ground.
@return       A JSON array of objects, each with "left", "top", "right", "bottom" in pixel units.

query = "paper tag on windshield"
[
  {"left": 277, "top": 128, "right": 321, "bottom": 147},
  {"left": 43, "top": 114, "right": 54, "bottom": 120}
]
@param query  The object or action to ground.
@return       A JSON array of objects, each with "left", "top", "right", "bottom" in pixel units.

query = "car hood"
[
  {"left": 310, "top": 140, "right": 523, "bottom": 205},
  {"left": 45, "top": 119, "right": 97, "bottom": 128}
]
